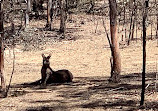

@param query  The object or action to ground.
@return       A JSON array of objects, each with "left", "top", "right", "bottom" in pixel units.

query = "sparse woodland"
[{"left": 0, "top": 0, "right": 158, "bottom": 110}]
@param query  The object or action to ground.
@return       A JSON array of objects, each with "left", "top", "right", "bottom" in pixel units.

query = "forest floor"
[{"left": 0, "top": 13, "right": 158, "bottom": 111}]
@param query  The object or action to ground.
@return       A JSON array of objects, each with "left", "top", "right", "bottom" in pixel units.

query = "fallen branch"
[{"left": 107, "top": 87, "right": 125, "bottom": 92}]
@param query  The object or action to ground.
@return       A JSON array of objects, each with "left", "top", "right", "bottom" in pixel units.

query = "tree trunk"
[
  {"left": 140, "top": 0, "right": 149, "bottom": 106},
  {"left": 27, "top": 0, "right": 31, "bottom": 12},
  {"left": 108, "top": 0, "right": 121, "bottom": 83},
  {"left": 25, "top": 0, "right": 31, "bottom": 27},
  {"left": 135, "top": 9, "right": 137, "bottom": 42},
  {"left": 59, "top": 0, "right": 67, "bottom": 38},
  {"left": 131, "top": 18, "right": 135, "bottom": 40},
  {"left": 0, "top": 1, "right": 6, "bottom": 98},
  {"left": 151, "top": 20, "right": 152, "bottom": 40},
  {"left": 156, "top": 14, "right": 158, "bottom": 38},
  {"left": 150, "top": 2, "right": 153, "bottom": 40},
  {"left": 128, "top": 0, "right": 136, "bottom": 45},
  {"left": 123, "top": 0, "right": 126, "bottom": 39},
  {"left": 46, "top": 0, "right": 52, "bottom": 30},
  {"left": 131, "top": 2, "right": 137, "bottom": 40}
]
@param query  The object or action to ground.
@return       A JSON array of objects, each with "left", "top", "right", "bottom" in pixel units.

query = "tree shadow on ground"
[{"left": 9, "top": 72, "right": 158, "bottom": 111}]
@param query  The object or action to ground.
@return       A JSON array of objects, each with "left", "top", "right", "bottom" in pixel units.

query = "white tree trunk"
[{"left": 25, "top": 0, "right": 31, "bottom": 27}]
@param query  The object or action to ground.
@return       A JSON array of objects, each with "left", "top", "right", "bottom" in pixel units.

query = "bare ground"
[{"left": 0, "top": 14, "right": 158, "bottom": 111}]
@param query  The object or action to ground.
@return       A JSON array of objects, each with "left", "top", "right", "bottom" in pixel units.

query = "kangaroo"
[{"left": 41, "top": 54, "right": 73, "bottom": 86}]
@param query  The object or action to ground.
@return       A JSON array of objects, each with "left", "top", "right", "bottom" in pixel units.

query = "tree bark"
[
  {"left": 59, "top": 0, "right": 67, "bottom": 38},
  {"left": 140, "top": 0, "right": 149, "bottom": 106},
  {"left": 46, "top": 0, "right": 52, "bottom": 30},
  {"left": 108, "top": 0, "right": 121, "bottom": 83},
  {"left": 0, "top": 1, "right": 6, "bottom": 98}
]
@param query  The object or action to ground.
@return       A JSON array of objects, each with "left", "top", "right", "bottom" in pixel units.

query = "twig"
[
  {"left": 4, "top": 57, "right": 9, "bottom": 64},
  {"left": 145, "top": 83, "right": 152, "bottom": 89},
  {"left": 102, "top": 17, "right": 112, "bottom": 49},
  {"left": 0, "top": 98, "right": 5, "bottom": 102}
]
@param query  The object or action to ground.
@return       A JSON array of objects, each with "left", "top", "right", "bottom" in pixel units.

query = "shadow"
[
  {"left": 20, "top": 99, "right": 158, "bottom": 111},
  {"left": 10, "top": 79, "right": 41, "bottom": 89},
  {"left": 9, "top": 79, "right": 70, "bottom": 97},
  {"left": 26, "top": 106, "right": 67, "bottom": 111},
  {"left": 145, "top": 101, "right": 158, "bottom": 110},
  {"left": 10, "top": 72, "right": 157, "bottom": 110},
  {"left": 66, "top": 28, "right": 81, "bottom": 33},
  {"left": 122, "top": 72, "right": 156, "bottom": 80},
  {"left": 81, "top": 99, "right": 138, "bottom": 110},
  {"left": 29, "top": 14, "right": 47, "bottom": 20}
]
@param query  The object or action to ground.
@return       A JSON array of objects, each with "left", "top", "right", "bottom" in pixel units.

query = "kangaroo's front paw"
[{"left": 40, "top": 84, "right": 47, "bottom": 89}]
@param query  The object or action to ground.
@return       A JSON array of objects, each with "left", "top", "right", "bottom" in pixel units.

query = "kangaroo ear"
[
  {"left": 42, "top": 54, "right": 45, "bottom": 58},
  {"left": 47, "top": 54, "right": 51, "bottom": 59}
]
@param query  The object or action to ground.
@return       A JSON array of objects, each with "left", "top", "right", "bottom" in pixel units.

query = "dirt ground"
[{"left": 0, "top": 14, "right": 158, "bottom": 111}]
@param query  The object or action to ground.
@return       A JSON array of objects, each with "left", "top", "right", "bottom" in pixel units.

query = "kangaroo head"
[{"left": 42, "top": 54, "right": 51, "bottom": 67}]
